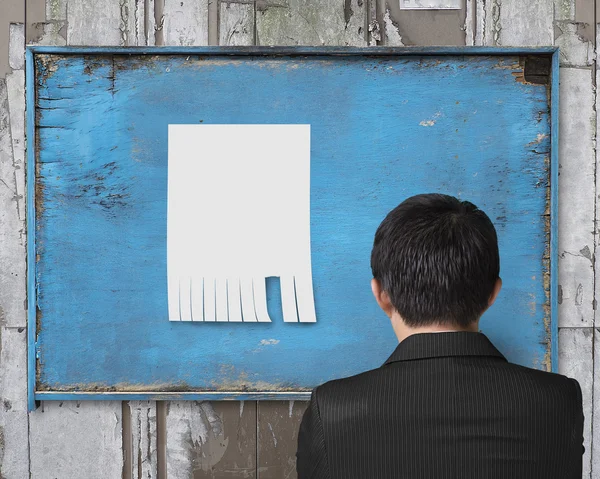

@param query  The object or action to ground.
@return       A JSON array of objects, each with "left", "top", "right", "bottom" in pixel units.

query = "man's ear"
[
  {"left": 371, "top": 278, "right": 394, "bottom": 318},
  {"left": 488, "top": 277, "right": 502, "bottom": 308}
]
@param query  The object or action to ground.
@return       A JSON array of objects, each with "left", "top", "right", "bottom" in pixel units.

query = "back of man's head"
[{"left": 370, "top": 193, "right": 500, "bottom": 328}]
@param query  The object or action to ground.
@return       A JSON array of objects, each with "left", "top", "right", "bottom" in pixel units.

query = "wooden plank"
[
  {"left": 8, "top": 23, "right": 24, "bottom": 70},
  {"left": 367, "top": 0, "right": 379, "bottom": 46},
  {"left": 65, "top": 0, "right": 122, "bottom": 45},
  {"left": 559, "top": 328, "right": 593, "bottom": 477},
  {"left": 29, "top": 401, "right": 124, "bottom": 478},
  {"left": 0, "top": 18, "right": 28, "bottom": 479},
  {"left": 257, "top": 401, "right": 308, "bottom": 479},
  {"left": 0, "top": 74, "right": 26, "bottom": 329},
  {"left": 592, "top": 329, "right": 600, "bottom": 475},
  {"left": 473, "top": 0, "right": 553, "bottom": 46},
  {"left": 126, "top": 401, "right": 158, "bottom": 479},
  {"left": 558, "top": 68, "right": 595, "bottom": 328},
  {"left": 166, "top": 401, "right": 257, "bottom": 478},
  {"left": 555, "top": 22, "right": 594, "bottom": 67},
  {"left": 379, "top": 0, "right": 466, "bottom": 46},
  {"left": 46, "top": 0, "right": 67, "bottom": 21},
  {"left": 219, "top": 2, "right": 254, "bottom": 46},
  {"left": 255, "top": 0, "right": 366, "bottom": 46},
  {"left": 162, "top": 0, "right": 209, "bottom": 45},
  {"left": 497, "top": 0, "right": 553, "bottom": 46},
  {"left": 66, "top": 0, "right": 151, "bottom": 46},
  {"left": 382, "top": 7, "right": 404, "bottom": 46},
  {"left": 555, "top": 0, "right": 594, "bottom": 68},
  {"left": 0, "top": 327, "right": 29, "bottom": 478}
]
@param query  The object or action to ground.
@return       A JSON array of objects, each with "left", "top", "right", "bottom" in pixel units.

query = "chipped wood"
[
  {"left": 162, "top": 0, "right": 209, "bottom": 46},
  {"left": 382, "top": 7, "right": 403, "bottom": 46},
  {"left": 257, "top": 401, "right": 308, "bottom": 479},
  {"left": 8, "top": 23, "right": 24, "bottom": 70},
  {"left": 46, "top": 0, "right": 67, "bottom": 21},
  {"left": 0, "top": 78, "right": 26, "bottom": 329},
  {"left": 66, "top": 0, "right": 123, "bottom": 45},
  {"left": 255, "top": 0, "right": 366, "bottom": 46},
  {"left": 126, "top": 401, "right": 158, "bottom": 479},
  {"left": 0, "top": 327, "right": 29, "bottom": 478},
  {"left": 166, "top": 401, "right": 257, "bottom": 478},
  {"left": 29, "top": 401, "right": 124, "bottom": 478},
  {"left": 555, "top": 21, "right": 594, "bottom": 67},
  {"left": 559, "top": 328, "right": 593, "bottom": 477},
  {"left": 219, "top": 2, "right": 254, "bottom": 46},
  {"left": 558, "top": 68, "right": 595, "bottom": 328}
]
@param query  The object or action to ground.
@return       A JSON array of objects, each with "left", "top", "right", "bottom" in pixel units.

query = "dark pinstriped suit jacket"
[{"left": 297, "top": 332, "right": 584, "bottom": 479}]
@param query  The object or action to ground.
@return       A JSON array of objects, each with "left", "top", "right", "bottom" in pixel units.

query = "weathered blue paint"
[
  {"left": 550, "top": 50, "right": 560, "bottom": 373},
  {"left": 27, "top": 46, "right": 559, "bottom": 55},
  {"left": 28, "top": 48, "right": 558, "bottom": 405},
  {"left": 26, "top": 47, "right": 38, "bottom": 412},
  {"left": 36, "top": 391, "right": 312, "bottom": 401}
]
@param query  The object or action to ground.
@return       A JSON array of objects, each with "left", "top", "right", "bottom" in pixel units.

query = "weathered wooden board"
[
  {"left": 29, "top": 49, "right": 557, "bottom": 402},
  {"left": 559, "top": 328, "right": 593, "bottom": 477},
  {"left": 166, "top": 401, "right": 257, "bottom": 478},
  {"left": 257, "top": 401, "right": 308, "bottom": 478},
  {"left": 255, "top": 0, "right": 366, "bottom": 46},
  {"left": 29, "top": 401, "right": 124, "bottom": 478}
]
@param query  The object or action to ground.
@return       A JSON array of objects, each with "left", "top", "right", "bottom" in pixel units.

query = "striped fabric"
[{"left": 297, "top": 332, "right": 584, "bottom": 479}]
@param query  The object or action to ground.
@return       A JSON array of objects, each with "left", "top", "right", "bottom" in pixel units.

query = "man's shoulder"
[
  {"left": 313, "top": 359, "right": 582, "bottom": 406},
  {"left": 499, "top": 361, "right": 582, "bottom": 400},
  {"left": 313, "top": 365, "right": 396, "bottom": 403}
]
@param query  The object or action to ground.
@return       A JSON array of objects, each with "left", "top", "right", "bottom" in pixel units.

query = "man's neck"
[{"left": 391, "top": 314, "right": 480, "bottom": 343}]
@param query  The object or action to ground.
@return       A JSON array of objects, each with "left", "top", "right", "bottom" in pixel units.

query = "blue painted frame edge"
[
  {"left": 550, "top": 49, "right": 560, "bottom": 373},
  {"left": 36, "top": 391, "right": 312, "bottom": 401},
  {"left": 26, "top": 47, "right": 37, "bottom": 412},
  {"left": 26, "top": 45, "right": 558, "bottom": 55},
  {"left": 26, "top": 45, "right": 560, "bottom": 409}
]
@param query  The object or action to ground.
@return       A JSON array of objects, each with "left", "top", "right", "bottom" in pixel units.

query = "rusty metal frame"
[{"left": 26, "top": 46, "right": 560, "bottom": 410}]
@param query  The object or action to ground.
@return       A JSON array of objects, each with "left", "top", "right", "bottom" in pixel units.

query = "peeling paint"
[{"left": 383, "top": 8, "right": 404, "bottom": 46}]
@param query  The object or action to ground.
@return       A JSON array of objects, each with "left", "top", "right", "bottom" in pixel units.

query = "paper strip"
[
  {"left": 227, "top": 278, "right": 243, "bottom": 322},
  {"left": 252, "top": 277, "right": 272, "bottom": 323}
]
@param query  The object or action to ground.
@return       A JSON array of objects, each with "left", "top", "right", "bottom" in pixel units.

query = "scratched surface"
[{"left": 33, "top": 53, "right": 552, "bottom": 392}]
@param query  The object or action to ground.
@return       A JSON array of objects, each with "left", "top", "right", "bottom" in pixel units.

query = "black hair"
[{"left": 370, "top": 193, "right": 500, "bottom": 327}]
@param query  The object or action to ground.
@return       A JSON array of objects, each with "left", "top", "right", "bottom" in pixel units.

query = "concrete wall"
[{"left": 0, "top": 0, "right": 596, "bottom": 477}]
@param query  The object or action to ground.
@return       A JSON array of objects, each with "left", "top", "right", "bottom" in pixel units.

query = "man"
[{"left": 296, "top": 193, "right": 583, "bottom": 479}]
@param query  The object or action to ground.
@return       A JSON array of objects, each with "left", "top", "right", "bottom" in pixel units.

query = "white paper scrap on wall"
[
  {"left": 399, "top": 0, "right": 461, "bottom": 9},
  {"left": 167, "top": 124, "right": 317, "bottom": 323}
]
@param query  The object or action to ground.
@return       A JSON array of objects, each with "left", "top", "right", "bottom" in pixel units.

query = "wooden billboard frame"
[{"left": 26, "top": 46, "right": 560, "bottom": 411}]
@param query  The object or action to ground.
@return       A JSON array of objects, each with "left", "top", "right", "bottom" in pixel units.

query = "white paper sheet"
[{"left": 167, "top": 124, "right": 317, "bottom": 323}]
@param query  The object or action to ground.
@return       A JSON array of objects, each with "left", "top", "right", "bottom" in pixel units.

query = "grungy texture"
[
  {"left": 0, "top": 1, "right": 598, "bottom": 479},
  {"left": 255, "top": 0, "right": 366, "bottom": 46}
]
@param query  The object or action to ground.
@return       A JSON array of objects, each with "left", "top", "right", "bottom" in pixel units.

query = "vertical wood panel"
[
  {"left": 559, "top": 328, "right": 593, "bottom": 477},
  {"left": 0, "top": 19, "right": 29, "bottom": 479},
  {"left": 219, "top": 2, "right": 254, "bottom": 46},
  {"left": 379, "top": 0, "right": 466, "bottom": 46},
  {"left": 255, "top": 0, "right": 366, "bottom": 46},
  {"left": 163, "top": 0, "right": 209, "bottom": 45},
  {"left": 125, "top": 401, "right": 159, "bottom": 479},
  {"left": 473, "top": 0, "right": 553, "bottom": 46},
  {"left": 166, "top": 401, "right": 257, "bottom": 478},
  {"left": 29, "top": 401, "right": 124, "bottom": 478},
  {"left": 558, "top": 67, "right": 595, "bottom": 328},
  {"left": 0, "top": 328, "right": 29, "bottom": 478},
  {"left": 257, "top": 401, "right": 308, "bottom": 479},
  {"left": 592, "top": 328, "right": 600, "bottom": 476}
]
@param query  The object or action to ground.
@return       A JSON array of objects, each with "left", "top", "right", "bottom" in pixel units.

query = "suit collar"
[{"left": 383, "top": 331, "right": 506, "bottom": 365}]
